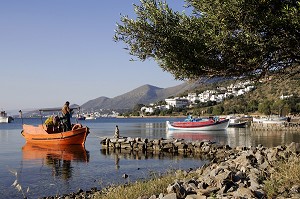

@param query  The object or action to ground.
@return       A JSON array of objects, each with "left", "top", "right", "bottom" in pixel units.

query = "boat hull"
[
  {"left": 166, "top": 119, "right": 229, "bottom": 131},
  {"left": 21, "top": 124, "right": 89, "bottom": 145},
  {"left": 0, "top": 117, "right": 9, "bottom": 123},
  {"left": 0, "top": 116, "right": 13, "bottom": 123},
  {"left": 228, "top": 121, "right": 247, "bottom": 128}
]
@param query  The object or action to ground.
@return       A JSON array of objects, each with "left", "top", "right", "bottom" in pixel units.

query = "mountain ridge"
[{"left": 80, "top": 82, "right": 202, "bottom": 111}]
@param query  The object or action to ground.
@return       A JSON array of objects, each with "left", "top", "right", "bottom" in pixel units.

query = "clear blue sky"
[{"left": 0, "top": 0, "right": 186, "bottom": 111}]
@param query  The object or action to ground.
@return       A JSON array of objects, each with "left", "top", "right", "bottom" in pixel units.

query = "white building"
[
  {"left": 165, "top": 97, "right": 189, "bottom": 108},
  {"left": 198, "top": 91, "right": 212, "bottom": 102},
  {"left": 141, "top": 106, "right": 154, "bottom": 113},
  {"left": 186, "top": 93, "right": 199, "bottom": 103},
  {"left": 143, "top": 80, "right": 255, "bottom": 110}
]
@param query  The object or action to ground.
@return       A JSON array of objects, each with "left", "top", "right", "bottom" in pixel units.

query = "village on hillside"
[{"left": 141, "top": 80, "right": 256, "bottom": 114}]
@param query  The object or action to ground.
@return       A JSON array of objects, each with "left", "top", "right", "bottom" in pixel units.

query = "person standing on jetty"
[
  {"left": 62, "top": 101, "right": 72, "bottom": 131},
  {"left": 114, "top": 125, "right": 120, "bottom": 138}
]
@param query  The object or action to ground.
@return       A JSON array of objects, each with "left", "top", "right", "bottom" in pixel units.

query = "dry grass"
[
  {"left": 93, "top": 170, "right": 200, "bottom": 199},
  {"left": 264, "top": 155, "right": 300, "bottom": 198}
]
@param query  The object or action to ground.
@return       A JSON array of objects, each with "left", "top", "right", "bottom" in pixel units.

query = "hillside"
[
  {"left": 82, "top": 76, "right": 299, "bottom": 113},
  {"left": 80, "top": 79, "right": 226, "bottom": 112},
  {"left": 248, "top": 77, "right": 300, "bottom": 101}
]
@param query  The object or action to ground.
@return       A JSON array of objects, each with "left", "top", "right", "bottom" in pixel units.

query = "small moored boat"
[
  {"left": 20, "top": 108, "right": 90, "bottom": 145},
  {"left": 0, "top": 111, "right": 14, "bottom": 123},
  {"left": 76, "top": 114, "right": 86, "bottom": 120},
  {"left": 228, "top": 117, "right": 247, "bottom": 128},
  {"left": 85, "top": 114, "right": 96, "bottom": 120},
  {"left": 166, "top": 116, "right": 229, "bottom": 131}
]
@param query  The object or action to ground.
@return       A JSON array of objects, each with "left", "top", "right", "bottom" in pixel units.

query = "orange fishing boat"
[
  {"left": 20, "top": 108, "right": 90, "bottom": 145},
  {"left": 21, "top": 124, "right": 89, "bottom": 145}
]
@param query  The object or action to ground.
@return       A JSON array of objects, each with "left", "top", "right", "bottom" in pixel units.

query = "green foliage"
[
  {"left": 131, "top": 111, "right": 140, "bottom": 116},
  {"left": 206, "top": 106, "right": 213, "bottom": 114},
  {"left": 153, "top": 108, "right": 161, "bottom": 115},
  {"left": 258, "top": 100, "right": 272, "bottom": 115},
  {"left": 196, "top": 101, "right": 217, "bottom": 108},
  {"left": 133, "top": 104, "right": 145, "bottom": 112},
  {"left": 245, "top": 100, "right": 259, "bottom": 113},
  {"left": 115, "top": 0, "right": 300, "bottom": 80},
  {"left": 212, "top": 105, "right": 224, "bottom": 115},
  {"left": 285, "top": 96, "right": 300, "bottom": 113}
]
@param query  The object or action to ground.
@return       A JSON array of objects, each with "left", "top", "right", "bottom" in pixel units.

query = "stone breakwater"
[
  {"left": 100, "top": 137, "right": 232, "bottom": 159},
  {"left": 43, "top": 138, "right": 300, "bottom": 199}
]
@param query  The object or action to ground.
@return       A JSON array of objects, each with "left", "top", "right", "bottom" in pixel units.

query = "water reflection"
[
  {"left": 166, "top": 129, "right": 229, "bottom": 146},
  {"left": 100, "top": 148, "right": 207, "bottom": 170},
  {"left": 249, "top": 130, "right": 300, "bottom": 147},
  {"left": 22, "top": 144, "right": 89, "bottom": 180},
  {"left": 226, "top": 128, "right": 253, "bottom": 147},
  {"left": 226, "top": 128, "right": 300, "bottom": 148},
  {"left": 166, "top": 128, "right": 300, "bottom": 148}
]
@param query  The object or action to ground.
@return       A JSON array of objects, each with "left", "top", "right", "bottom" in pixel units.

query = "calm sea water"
[{"left": 1, "top": 117, "right": 300, "bottom": 199}]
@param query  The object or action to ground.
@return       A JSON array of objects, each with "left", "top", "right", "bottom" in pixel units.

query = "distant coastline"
[{"left": 116, "top": 115, "right": 185, "bottom": 118}]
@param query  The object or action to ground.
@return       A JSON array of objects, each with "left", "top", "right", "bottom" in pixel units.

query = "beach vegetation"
[
  {"left": 264, "top": 155, "right": 300, "bottom": 198},
  {"left": 93, "top": 170, "right": 197, "bottom": 199}
]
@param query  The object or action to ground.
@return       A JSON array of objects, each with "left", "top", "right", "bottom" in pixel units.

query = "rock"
[
  {"left": 233, "top": 187, "right": 255, "bottom": 198},
  {"left": 185, "top": 182, "right": 198, "bottom": 193},
  {"left": 267, "top": 149, "right": 278, "bottom": 162},
  {"left": 158, "top": 193, "right": 164, "bottom": 198},
  {"left": 166, "top": 181, "right": 187, "bottom": 198},
  {"left": 196, "top": 187, "right": 220, "bottom": 196},
  {"left": 162, "top": 193, "right": 177, "bottom": 199},
  {"left": 290, "top": 184, "right": 300, "bottom": 193},
  {"left": 185, "top": 194, "right": 206, "bottom": 199},
  {"left": 214, "top": 169, "right": 231, "bottom": 185},
  {"left": 258, "top": 159, "right": 269, "bottom": 170},
  {"left": 287, "top": 142, "right": 300, "bottom": 153},
  {"left": 255, "top": 151, "right": 264, "bottom": 164},
  {"left": 137, "top": 195, "right": 151, "bottom": 199},
  {"left": 149, "top": 195, "right": 156, "bottom": 199}
]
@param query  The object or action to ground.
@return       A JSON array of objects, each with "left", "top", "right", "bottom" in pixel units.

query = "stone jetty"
[
  {"left": 100, "top": 137, "right": 231, "bottom": 159},
  {"left": 250, "top": 121, "right": 300, "bottom": 131},
  {"left": 43, "top": 138, "right": 300, "bottom": 199}
]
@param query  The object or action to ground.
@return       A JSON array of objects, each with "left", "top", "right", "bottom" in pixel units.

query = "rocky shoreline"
[{"left": 42, "top": 139, "right": 300, "bottom": 199}]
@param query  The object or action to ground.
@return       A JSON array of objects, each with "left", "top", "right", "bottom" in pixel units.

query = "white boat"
[
  {"left": 85, "top": 114, "right": 96, "bottom": 120},
  {"left": 76, "top": 114, "right": 86, "bottom": 120},
  {"left": 227, "top": 117, "right": 247, "bottom": 128},
  {"left": 166, "top": 118, "right": 229, "bottom": 131},
  {"left": 0, "top": 111, "right": 13, "bottom": 123}
]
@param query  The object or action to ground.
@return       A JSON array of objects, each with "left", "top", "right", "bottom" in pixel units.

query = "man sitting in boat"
[
  {"left": 213, "top": 116, "right": 220, "bottom": 123},
  {"left": 184, "top": 115, "right": 194, "bottom": 122},
  {"left": 44, "top": 115, "right": 61, "bottom": 133}
]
